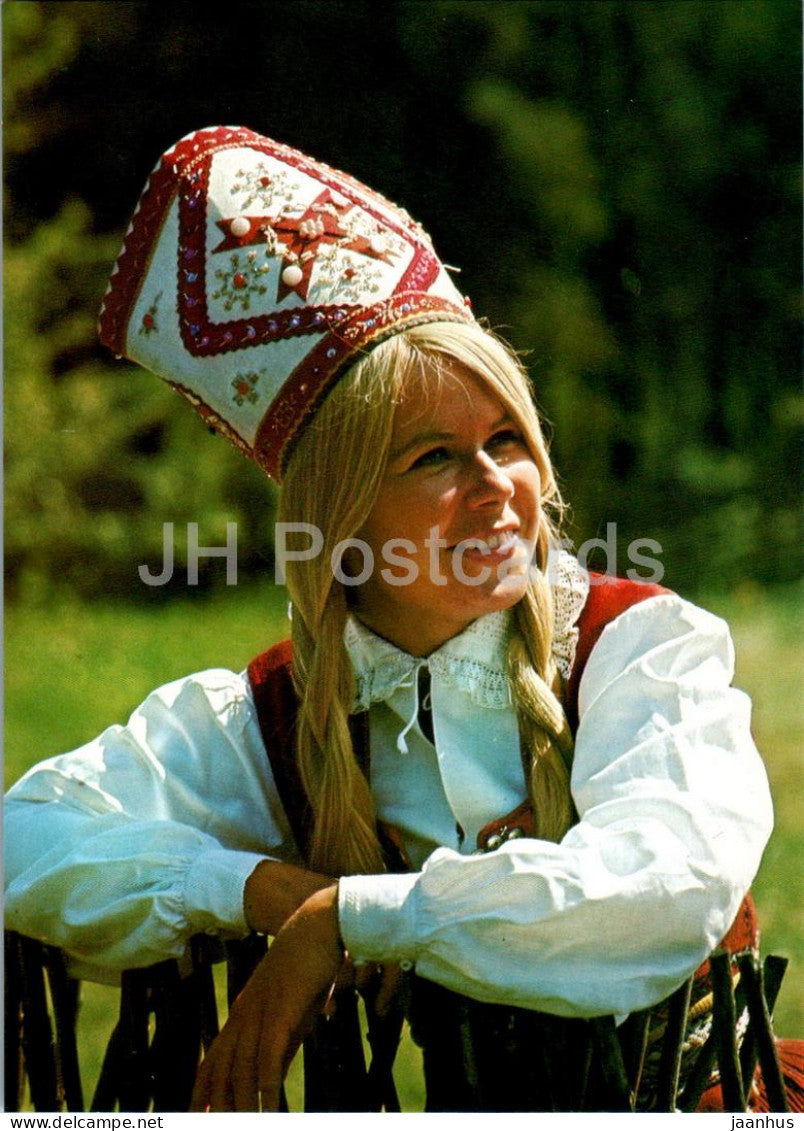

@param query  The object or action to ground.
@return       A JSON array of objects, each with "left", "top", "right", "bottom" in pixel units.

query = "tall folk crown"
[{"left": 99, "top": 125, "right": 474, "bottom": 480}]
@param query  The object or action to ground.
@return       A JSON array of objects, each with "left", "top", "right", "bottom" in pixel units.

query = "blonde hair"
[{"left": 280, "top": 321, "right": 574, "bottom": 876}]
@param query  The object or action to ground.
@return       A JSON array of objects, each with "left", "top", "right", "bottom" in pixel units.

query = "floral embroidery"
[
  {"left": 230, "top": 164, "right": 298, "bottom": 211},
  {"left": 230, "top": 370, "right": 263, "bottom": 406},
  {"left": 138, "top": 292, "right": 162, "bottom": 335},
  {"left": 312, "top": 246, "right": 383, "bottom": 303},
  {"left": 339, "top": 205, "right": 406, "bottom": 260},
  {"left": 101, "top": 124, "right": 471, "bottom": 484},
  {"left": 212, "top": 253, "right": 270, "bottom": 312},
  {"left": 213, "top": 189, "right": 401, "bottom": 303}
]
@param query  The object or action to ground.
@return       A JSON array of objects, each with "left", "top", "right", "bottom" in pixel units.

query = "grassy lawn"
[
  {"left": 4, "top": 580, "right": 801, "bottom": 1108},
  {"left": 702, "top": 583, "right": 804, "bottom": 1038}
]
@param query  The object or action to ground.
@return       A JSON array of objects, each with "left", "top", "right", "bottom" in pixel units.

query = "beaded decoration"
[{"left": 99, "top": 126, "right": 474, "bottom": 480}]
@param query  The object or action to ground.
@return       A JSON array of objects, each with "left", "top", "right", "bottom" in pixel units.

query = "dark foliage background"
[{"left": 4, "top": 0, "right": 802, "bottom": 601}]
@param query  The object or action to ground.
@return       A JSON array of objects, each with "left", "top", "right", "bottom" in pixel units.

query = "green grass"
[
  {"left": 4, "top": 581, "right": 801, "bottom": 1108},
  {"left": 702, "top": 582, "right": 804, "bottom": 1038},
  {"left": 3, "top": 584, "right": 293, "bottom": 777}
]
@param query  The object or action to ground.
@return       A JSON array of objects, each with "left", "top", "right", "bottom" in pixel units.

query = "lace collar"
[{"left": 345, "top": 550, "right": 589, "bottom": 712}]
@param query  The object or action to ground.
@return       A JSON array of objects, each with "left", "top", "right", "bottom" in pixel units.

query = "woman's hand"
[{"left": 191, "top": 883, "right": 344, "bottom": 1112}]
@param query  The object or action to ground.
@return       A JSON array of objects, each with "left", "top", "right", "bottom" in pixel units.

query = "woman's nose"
[{"left": 466, "top": 450, "right": 515, "bottom": 506}]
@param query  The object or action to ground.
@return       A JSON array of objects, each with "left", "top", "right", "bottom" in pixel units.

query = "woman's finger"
[
  {"left": 231, "top": 1016, "right": 262, "bottom": 1112},
  {"left": 191, "top": 1025, "right": 236, "bottom": 1112},
  {"left": 255, "top": 1031, "right": 295, "bottom": 1113},
  {"left": 208, "top": 1031, "right": 238, "bottom": 1112}
]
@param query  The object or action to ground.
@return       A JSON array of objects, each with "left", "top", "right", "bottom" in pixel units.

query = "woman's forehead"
[{"left": 392, "top": 361, "right": 507, "bottom": 435}]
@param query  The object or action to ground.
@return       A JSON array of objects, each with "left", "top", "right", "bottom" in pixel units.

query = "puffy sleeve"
[
  {"left": 4, "top": 669, "right": 297, "bottom": 972},
  {"left": 338, "top": 594, "right": 774, "bottom": 1016}
]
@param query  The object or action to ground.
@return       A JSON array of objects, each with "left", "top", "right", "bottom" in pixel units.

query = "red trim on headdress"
[
  {"left": 99, "top": 127, "right": 258, "bottom": 355},
  {"left": 254, "top": 292, "right": 474, "bottom": 479},
  {"left": 100, "top": 126, "right": 446, "bottom": 361},
  {"left": 99, "top": 125, "right": 475, "bottom": 479}
]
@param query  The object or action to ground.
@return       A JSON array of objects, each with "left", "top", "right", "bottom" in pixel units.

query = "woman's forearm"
[
  {"left": 192, "top": 884, "right": 344, "bottom": 1112},
  {"left": 243, "top": 858, "right": 335, "bottom": 936}
]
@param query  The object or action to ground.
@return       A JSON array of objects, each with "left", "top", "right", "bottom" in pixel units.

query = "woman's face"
[{"left": 350, "top": 364, "right": 542, "bottom": 655}]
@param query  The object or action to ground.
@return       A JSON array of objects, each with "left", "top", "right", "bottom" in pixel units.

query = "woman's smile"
[{"left": 350, "top": 363, "right": 542, "bottom": 656}]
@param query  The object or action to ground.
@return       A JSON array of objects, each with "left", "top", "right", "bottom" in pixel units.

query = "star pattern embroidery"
[{"left": 213, "top": 189, "right": 399, "bottom": 301}]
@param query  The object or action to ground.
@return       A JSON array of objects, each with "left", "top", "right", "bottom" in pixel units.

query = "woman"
[{"left": 3, "top": 127, "right": 780, "bottom": 1112}]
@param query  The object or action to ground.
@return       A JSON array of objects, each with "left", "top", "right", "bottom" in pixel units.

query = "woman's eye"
[
  {"left": 487, "top": 429, "right": 523, "bottom": 453},
  {"left": 409, "top": 446, "right": 450, "bottom": 470}
]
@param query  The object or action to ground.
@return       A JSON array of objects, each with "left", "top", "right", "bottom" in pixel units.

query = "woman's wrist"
[
  {"left": 289, "top": 883, "right": 345, "bottom": 972},
  {"left": 243, "top": 859, "right": 334, "bottom": 935}
]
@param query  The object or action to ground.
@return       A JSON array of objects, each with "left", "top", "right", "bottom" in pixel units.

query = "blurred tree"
[
  {"left": 3, "top": 2, "right": 278, "bottom": 601},
  {"left": 3, "top": 0, "right": 801, "bottom": 599},
  {"left": 397, "top": 0, "right": 802, "bottom": 589},
  {"left": 3, "top": 195, "right": 276, "bottom": 600}
]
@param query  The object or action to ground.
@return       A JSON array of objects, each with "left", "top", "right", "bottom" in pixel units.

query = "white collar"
[{"left": 345, "top": 550, "right": 589, "bottom": 713}]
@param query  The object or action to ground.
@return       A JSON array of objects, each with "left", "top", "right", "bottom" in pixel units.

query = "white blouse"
[{"left": 4, "top": 561, "right": 773, "bottom": 1017}]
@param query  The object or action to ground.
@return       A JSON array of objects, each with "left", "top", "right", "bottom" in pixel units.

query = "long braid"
[
  {"left": 280, "top": 344, "right": 403, "bottom": 876},
  {"left": 510, "top": 567, "right": 576, "bottom": 843},
  {"left": 280, "top": 322, "right": 577, "bottom": 872},
  {"left": 292, "top": 586, "right": 385, "bottom": 875}
]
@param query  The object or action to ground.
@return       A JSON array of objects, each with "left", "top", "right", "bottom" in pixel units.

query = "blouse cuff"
[
  {"left": 338, "top": 872, "right": 420, "bottom": 966},
  {"left": 184, "top": 847, "right": 267, "bottom": 935}
]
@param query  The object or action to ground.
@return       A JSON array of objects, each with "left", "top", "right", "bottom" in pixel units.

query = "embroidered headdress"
[{"left": 98, "top": 125, "right": 474, "bottom": 480}]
